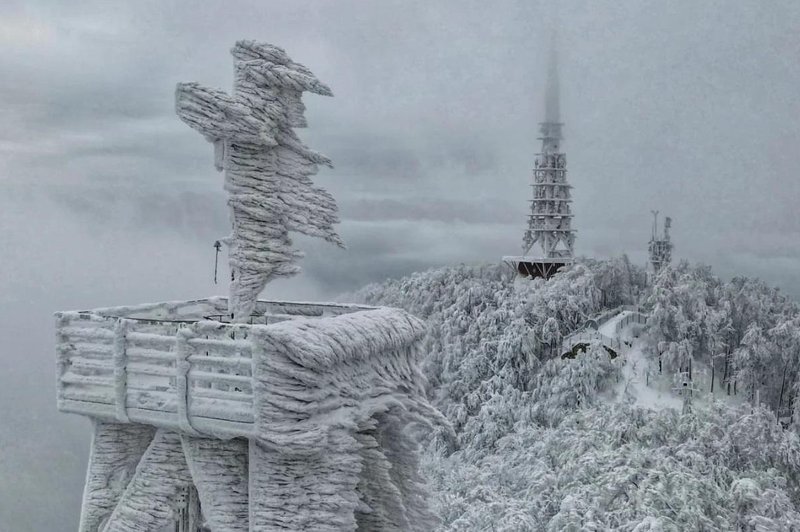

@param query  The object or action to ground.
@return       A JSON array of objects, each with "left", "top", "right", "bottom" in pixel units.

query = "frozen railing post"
[
  {"left": 56, "top": 41, "right": 446, "bottom": 532},
  {"left": 176, "top": 40, "right": 343, "bottom": 321}
]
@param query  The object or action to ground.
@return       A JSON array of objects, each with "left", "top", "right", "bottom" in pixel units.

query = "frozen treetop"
[{"left": 176, "top": 41, "right": 343, "bottom": 321}]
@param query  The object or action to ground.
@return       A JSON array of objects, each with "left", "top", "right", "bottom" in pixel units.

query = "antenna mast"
[
  {"left": 648, "top": 211, "right": 673, "bottom": 276},
  {"left": 503, "top": 34, "right": 576, "bottom": 280}
]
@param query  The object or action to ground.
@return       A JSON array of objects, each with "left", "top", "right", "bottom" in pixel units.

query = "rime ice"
[
  {"left": 57, "top": 41, "right": 443, "bottom": 532},
  {"left": 176, "top": 40, "right": 343, "bottom": 321}
]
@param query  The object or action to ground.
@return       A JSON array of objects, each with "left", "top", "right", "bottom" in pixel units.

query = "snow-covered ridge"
[{"left": 353, "top": 260, "right": 800, "bottom": 530}]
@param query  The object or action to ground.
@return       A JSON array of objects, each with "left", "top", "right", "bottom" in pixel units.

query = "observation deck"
[
  {"left": 57, "top": 297, "right": 441, "bottom": 531},
  {"left": 55, "top": 297, "right": 419, "bottom": 442},
  {"left": 502, "top": 255, "right": 574, "bottom": 279}
]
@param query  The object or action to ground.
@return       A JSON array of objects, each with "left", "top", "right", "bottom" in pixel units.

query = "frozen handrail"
[{"left": 55, "top": 299, "right": 428, "bottom": 442}]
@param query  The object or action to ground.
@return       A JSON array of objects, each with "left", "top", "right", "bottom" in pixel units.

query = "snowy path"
[
  {"left": 595, "top": 309, "right": 684, "bottom": 411},
  {"left": 563, "top": 310, "right": 631, "bottom": 353},
  {"left": 614, "top": 339, "right": 683, "bottom": 411},
  {"left": 602, "top": 310, "right": 745, "bottom": 412}
]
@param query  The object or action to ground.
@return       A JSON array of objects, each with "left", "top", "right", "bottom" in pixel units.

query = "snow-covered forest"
[{"left": 351, "top": 259, "right": 800, "bottom": 530}]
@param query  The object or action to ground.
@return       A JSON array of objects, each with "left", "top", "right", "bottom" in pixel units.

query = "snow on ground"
[
  {"left": 604, "top": 316, "right": 748, "bottom": 412},
  {"left": 594, "top": 308, "right": 684, "bottom": 411},
  {"left": 612, "top": 337, "right": 683, "bottom": 411}
]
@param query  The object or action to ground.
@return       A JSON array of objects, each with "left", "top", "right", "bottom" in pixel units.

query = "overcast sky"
[{"left": 2, "top": 1, "right": 800, "bottom": 528}]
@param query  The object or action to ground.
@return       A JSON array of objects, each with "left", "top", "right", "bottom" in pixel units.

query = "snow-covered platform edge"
[
  {"left": 55, "top": 297, "right": 432, "bottom": 443},
  {"left": 59, "top": 297, "right": 444, "bottom": 531}
]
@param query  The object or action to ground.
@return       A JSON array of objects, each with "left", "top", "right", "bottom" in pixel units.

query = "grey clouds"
[{"left": 2, "top": 1, "right": 800, "bottom": 529}]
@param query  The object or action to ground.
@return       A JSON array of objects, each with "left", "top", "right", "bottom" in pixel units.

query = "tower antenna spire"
[
  {"left": 544, "top": 32, "right": 560, "bottom": 125},
  {"left": 648, "top": 210, "right": 673, "bottom": 277},
  {"left": 651, "top": 210, "right": 659, "bottom": 241},
  {"left": 503, "top": 33, "right": 576, "bottom": 280}
]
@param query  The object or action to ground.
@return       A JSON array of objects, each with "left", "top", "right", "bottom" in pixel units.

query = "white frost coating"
[
  {"left": 60, "top": 297, "right": 372, "bottom": 322},
  {"left": 61, "top": 303, "right": 444, "bottom": 530},
  {"left": 112, "top": 319, "right": 129, "bottom": 423},
  {"left": 78, "top": 422, "right": 155, "bottom": 532},
  {"left": 181, "top": 436, "right": 249, "bottom": 532},
  {"left": 355, "top": 414, "right": 435, "bottom": 531},
  {"left": 249, "top": 432, "right": 362, "bottom": 531},
  {"left": 253, "top": 308, "right": 446, "bottom": 450},
  {"left": 176, "top": 41, "right": 343, "bottom": 321},
  {"left": 175, "top": 326, "right": 201, "bottom": 436},
  {"left": 103, "top": 430, "right": 193, "bottom": 532},
  {"left": 249, "top": 307, "right": 442, "bottom": 531}
]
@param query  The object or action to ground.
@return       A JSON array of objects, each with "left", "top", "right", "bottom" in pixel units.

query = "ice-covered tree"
[
  {"left": 770, "top": 317, "right": 800, "bottom": 417},
  {"left": 583, "top": 254, "right": 646, "bottom": 308},
  {"left": 540, "top": 316, "right": 562, "bottom": 358},
  {"left": 530, "top": 341, "right": 621, "bottom": 427},
  {"left": 731, "top": 476, "right": 800, "bottom": 532},
  {"left": 351, "top": 262, "right": 603, "bottom": 439},
  {"left": 734, "top": 324, "right": 774, "bottom": 405},
  {"left": 352, "top": 258, "right": 800, "bottom": 530},
  {"left": 705, "top": 305, "right": 734, "bottom": 393}
]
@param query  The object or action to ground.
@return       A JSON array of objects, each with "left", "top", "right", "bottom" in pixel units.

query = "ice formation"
[
  {"left": 58, "top": 299, "right": 444, "bottom": 530},
  {"left": 176, "top": 40, "right": 343, "bottom": 320},
  {"left": 59, "top": 42, "right": 443, "bottom": 531}
]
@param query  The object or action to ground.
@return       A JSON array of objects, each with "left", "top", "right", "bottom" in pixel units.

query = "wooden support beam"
[
  {"left": 103, "top": 430, "right": 193, "bottom": 532},
  {"left": 78, "top": 422, "right": 156, "bottom": 532},
  {"left": 248, "top": 430, "right": 362, "bottom": 531},
  {"left": 182, "top": 436, "right": 249, "bottom": 531}
]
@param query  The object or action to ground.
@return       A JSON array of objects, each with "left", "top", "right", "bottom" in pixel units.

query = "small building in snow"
[{"left": 648, "top": 211, "right": 673, "bottom": 277}]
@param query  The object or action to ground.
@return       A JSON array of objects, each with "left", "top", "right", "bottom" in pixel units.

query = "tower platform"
[
  {"left": 502, "top": 256, "right": 573, "bottom": 280},
  {"left": 56, "top": 297, "right": 441, "bottom": 531},
  {"left": 56, "top": 297, "right": 378, "bottom": 437}
]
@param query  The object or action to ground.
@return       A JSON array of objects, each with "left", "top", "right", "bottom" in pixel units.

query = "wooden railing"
[
  {"left": 55, "top": 298, "right": 373, "bottom": 439},
  {"left": 614, "top": 311, "right": 648, "bottom": 336},
  {"left": 562, "top": 308, "right": 649, "bottom": 354}
]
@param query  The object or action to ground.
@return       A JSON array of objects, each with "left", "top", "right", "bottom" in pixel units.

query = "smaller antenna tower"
[{"left": 648, "top": 211, "right": 673, "bottom": 275}]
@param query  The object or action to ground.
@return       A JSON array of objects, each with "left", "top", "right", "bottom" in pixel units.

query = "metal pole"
[{"left": 213, "top": 241, "right": 222, "bottom": 285}]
